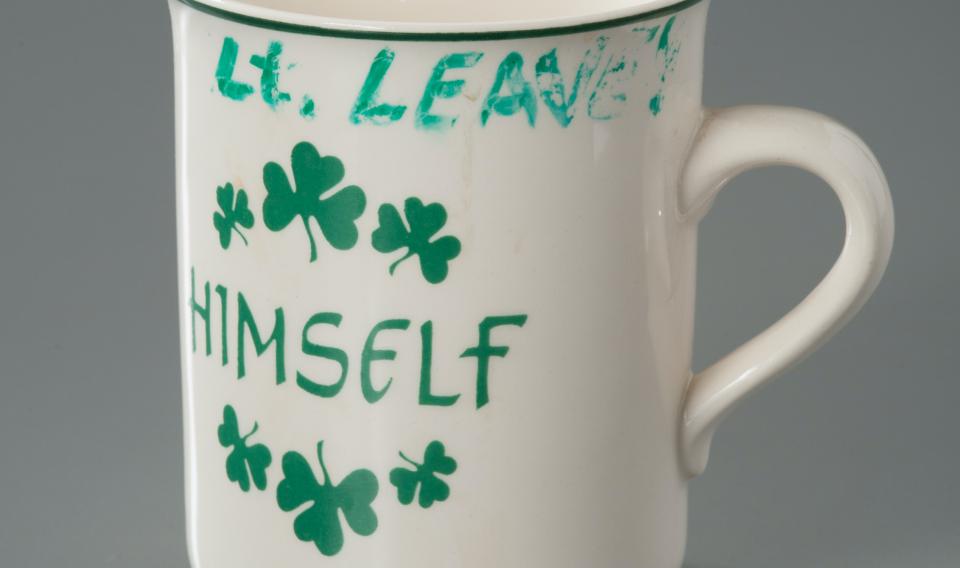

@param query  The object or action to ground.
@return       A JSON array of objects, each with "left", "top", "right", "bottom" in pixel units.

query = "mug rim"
[{"left": 174, "top": 0, "right": 704, "bottom": 41}]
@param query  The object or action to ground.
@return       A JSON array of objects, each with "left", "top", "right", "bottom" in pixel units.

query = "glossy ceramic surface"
[{"left": 169, "top": 0, "right": 894, "bottom": 565}]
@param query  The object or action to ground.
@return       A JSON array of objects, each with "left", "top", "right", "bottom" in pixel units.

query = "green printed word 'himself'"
[{"left": 189, "top": 268, "right": 528, "bottom": 409}]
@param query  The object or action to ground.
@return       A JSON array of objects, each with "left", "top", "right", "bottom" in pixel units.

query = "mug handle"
[{"left": 679, "top": 106, "right": 895, "bottom": 477}]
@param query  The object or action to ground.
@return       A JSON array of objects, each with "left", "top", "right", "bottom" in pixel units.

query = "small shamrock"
[
  {"left": 276, "top": 441, "right": 379, "bottom": 557},
  {"left": 389, "top": 441, "right": 458, "bottom": 508},
  {"left": 217, "top": 405, "right": 272, "bottom": 492},
  {"left": 262, "top": 141, "right": 367, "bottom": 262},
  {"left": 372, "top": 198, "right": 462, "bottom": 284},
  {"left": 213, "top": 183, "right": 255, "bottom": 249}
]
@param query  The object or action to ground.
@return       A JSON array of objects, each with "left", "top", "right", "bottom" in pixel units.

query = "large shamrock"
[
  {"left": 262, "top": 141, "right": 367, "bottom": 262},
  {"left": 218, "top": 405, "right": 272, "bottom": 492},
  {"left": 372, "top": 198, "right": 462, "bottom": 284},
  {"left": 389, "top": 441, "right": 458, "bottom": 508},
  {"left": 213, "top": 183, "right": 255, "bottom": 249},
  {"left": 276, "top": 441, "right": 379, "bottom": 557}
]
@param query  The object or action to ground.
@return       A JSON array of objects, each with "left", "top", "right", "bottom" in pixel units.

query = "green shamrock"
[
  {"left": 372, "top": 198, "right": 462, "bottom": 284},
  {"left": 262, "top": 141, "right": 367, "bottom": 262},
  {"left": 389, "top": 441, "right": 458, "bottom": 508},
  {"left": 218, "top": 405, "right": 272, "bottom": 492},
  {"left": 213, "top": 183, "right": 255, "bottom": 249},
  {"left": 276, "top": 441, "right": 379, "bottom": 557}
]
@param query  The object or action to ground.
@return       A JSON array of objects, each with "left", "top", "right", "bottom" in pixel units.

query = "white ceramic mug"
[{"left": 169, "top": 0, "right": 894, "bottom": 565}]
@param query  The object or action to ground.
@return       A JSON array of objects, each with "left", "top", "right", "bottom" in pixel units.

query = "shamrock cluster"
[
  {"left": 212, "top": 140, "right": 462, "bottom": 284},
  {"left": 217, "top": 405, "right": 459, "bottom": 557},
  {"left": 390, "top": 440, "right": 458, "bottom": 508}
]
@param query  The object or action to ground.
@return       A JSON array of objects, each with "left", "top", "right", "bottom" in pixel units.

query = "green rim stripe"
[{"left": 175, "top": 0, "right": 704, "bottom": 41}]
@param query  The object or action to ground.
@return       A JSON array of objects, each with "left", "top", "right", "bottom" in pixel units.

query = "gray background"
[{"left": 0, "top": 0, "right": 957, "bottom": 566}]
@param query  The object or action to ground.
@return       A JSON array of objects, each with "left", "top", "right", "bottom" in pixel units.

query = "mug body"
[{"left": 170, "top": 1, "right": 709, "bottom": 566}]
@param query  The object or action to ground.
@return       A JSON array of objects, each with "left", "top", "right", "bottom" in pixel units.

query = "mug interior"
[{"left": 191, "top": 0, "right": 692, "bottom": 27}]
